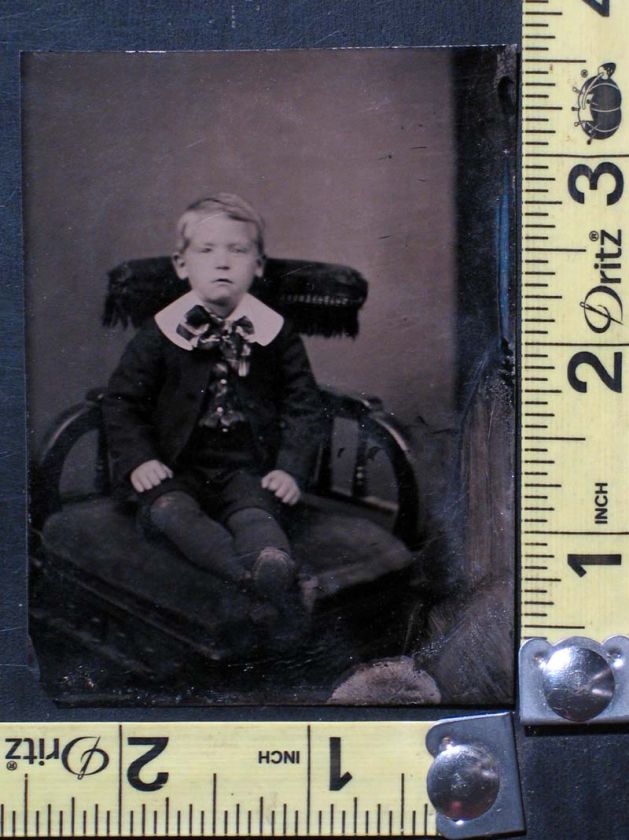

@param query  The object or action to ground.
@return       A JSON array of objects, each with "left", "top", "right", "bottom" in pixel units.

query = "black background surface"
[{"left": 1, "top": 2, "right": 628, "bottom": 838}]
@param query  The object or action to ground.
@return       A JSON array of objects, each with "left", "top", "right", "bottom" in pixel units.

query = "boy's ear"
[
  {"left": 172, "top": 251, "right": 188, "bottom": 280},
  {"left": 255, "top": 254, "right": 266, "bottom": 278}
]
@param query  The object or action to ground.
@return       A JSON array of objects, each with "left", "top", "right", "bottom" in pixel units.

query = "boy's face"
[{"left": 173, "top": 212, "right": 263, "bottom": 312}]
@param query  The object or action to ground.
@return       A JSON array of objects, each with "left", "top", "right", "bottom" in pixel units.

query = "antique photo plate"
[{"left": 23, "top": 46, "right": 516, "bottom": 707}]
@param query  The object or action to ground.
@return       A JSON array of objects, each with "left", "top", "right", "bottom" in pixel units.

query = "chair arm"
[
  {"left": 30, "top": 390, "right": 106, "bottom": 529},
  {"left": 319, "top": 384, "right": 384, "bottom": 415},
  {"left": 31, "top": 385, "right": 424, "bottom": 548},
  {"left": 318, "top": 385, "right": 424, "bottom": 548}
]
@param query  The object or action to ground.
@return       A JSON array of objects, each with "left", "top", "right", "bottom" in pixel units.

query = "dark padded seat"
[{"left": 41, "top": 497, "right": 414, "bottom": 659}]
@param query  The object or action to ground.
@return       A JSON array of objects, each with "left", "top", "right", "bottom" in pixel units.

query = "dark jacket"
[{"left": 103, "top": 318, "right": 325, "bottom": 491}]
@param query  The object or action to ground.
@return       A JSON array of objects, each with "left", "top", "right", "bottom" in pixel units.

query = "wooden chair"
[{"left": 29, "top": 258, "right": 428, "bottom": 701}]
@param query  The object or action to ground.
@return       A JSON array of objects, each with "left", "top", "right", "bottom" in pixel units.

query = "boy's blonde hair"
[{"left": 175, "top": 193, "right": 266, "bottom": 255}]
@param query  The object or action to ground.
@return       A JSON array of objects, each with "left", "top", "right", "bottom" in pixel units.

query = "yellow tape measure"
[
  {"left": 521, "top": 0, "right": 629, "bottom": 645},
  {"left": 0, "top": 722, "right": 437, "bottom": 838}
]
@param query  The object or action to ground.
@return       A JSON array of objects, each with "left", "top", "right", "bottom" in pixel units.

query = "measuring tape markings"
[
  {"left": 521, "top": 0, "right": 629, "bottom": 644},
  {"left": 0, "top": 722, "right": 437, "bottom": 837}
]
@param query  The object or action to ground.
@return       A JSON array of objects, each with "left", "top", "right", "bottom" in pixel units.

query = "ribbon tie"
[{"left": 176, "top": 305, "right": 255, "bottom": 376}]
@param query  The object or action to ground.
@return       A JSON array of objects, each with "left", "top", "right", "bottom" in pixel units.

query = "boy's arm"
[
  {"left": 102, "top": 322, "right": 165, "bottom": 486},
  {"left": 274, "top": 323, "right": 326, "bottom": 488}
]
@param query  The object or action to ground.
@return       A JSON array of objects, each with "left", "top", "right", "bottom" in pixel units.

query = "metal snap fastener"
[
  {"left": 541, "top": 645, "right": 615, "bottom": 722},
  {"left": 427, "top": 740, "right": 500, "bottom": 822}
]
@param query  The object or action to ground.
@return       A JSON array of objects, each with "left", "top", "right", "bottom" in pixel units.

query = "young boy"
[{"left": 103, "top": 193, "right": 324, "bottom": 620}]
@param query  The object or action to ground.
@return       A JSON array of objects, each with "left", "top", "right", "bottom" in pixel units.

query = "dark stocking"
[
  {"left": 148, "top": 490, "right": 248, "bottom": 584},
  {"left": 226, "top": 507, "right": 291, "bottom": 568}
]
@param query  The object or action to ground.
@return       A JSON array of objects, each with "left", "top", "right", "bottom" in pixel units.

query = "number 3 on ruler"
[
  {"left": 582, "top": 0, "right": 611, "bottom": 17},
  {"left": 567, "top": 162, "right": 624, "bottom": 206}
]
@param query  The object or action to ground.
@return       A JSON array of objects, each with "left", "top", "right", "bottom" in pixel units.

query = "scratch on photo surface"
[
  {"left": 282, "top": 264, "right": 316, "bottom": 277},
  {"left": 0, "top": 8, "right": 33, "bottom": 21},
  {"left": 0, "top": 188, "right": 18, "bottom": 208},
  {"left": 312, "top": 30, "right": 342, "bottom": 47}
]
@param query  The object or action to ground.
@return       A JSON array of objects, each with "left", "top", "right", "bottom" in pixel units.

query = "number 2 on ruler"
[{"left": 582, "top": 0, "right": 611, "bottom": 17}]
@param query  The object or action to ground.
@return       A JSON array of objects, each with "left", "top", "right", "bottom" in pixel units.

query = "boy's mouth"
[{"left": 213, "top": 278, "right": 233, "bottom": 284}]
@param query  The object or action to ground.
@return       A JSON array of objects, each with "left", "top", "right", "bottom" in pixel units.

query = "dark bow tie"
[{"left": 176, "top": 305, "right": 255, "bottom": 376}]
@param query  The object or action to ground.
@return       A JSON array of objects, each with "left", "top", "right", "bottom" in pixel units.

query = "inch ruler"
[
  {"left": 521, "top": 0, "right": 629, "bottom": 643},
  {"left": 0, "top": 717, "right": 522, "bottom": 839},
  {"left": 0, "top": 722, "right": 438, "bottom": 838}
]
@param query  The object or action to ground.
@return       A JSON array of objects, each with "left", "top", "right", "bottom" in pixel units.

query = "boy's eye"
[
  {"left": 230, "top": 244, "right": 250, "bottom": 254},
  {"left": 200, "top": 246, "right": 213, "bottom": 253}
]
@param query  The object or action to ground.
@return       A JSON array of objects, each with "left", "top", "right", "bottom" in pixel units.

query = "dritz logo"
[
  {"left": 573, "top": 63, "right": 623, "bottom": 143},
  {"left": 5, "top": 736, "right": 109, "bottom": 778}
]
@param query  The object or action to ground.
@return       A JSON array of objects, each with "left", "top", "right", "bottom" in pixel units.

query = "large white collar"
[{"left": 154, "top": 290, "right": 284, "bottom": 351}]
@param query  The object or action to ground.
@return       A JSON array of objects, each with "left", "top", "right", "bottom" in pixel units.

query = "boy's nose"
[{"left": 214, "top": 254, "right": 231, "bottom": 270}]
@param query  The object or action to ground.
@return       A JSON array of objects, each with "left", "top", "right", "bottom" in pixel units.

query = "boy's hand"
[
  {"left": 130, "top": 460, "right": 173, "bottom": 493},
  {"left": 261, "top": 470, "right": 301, "bottom": 506}
]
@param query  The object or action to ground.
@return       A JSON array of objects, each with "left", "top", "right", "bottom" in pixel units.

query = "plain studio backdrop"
[{"left": 22, "top": 49, "right": 456, "bottom": 453}]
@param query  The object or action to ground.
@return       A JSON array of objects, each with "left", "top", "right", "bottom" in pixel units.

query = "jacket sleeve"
[
  {"left": 273, "top": 323, "right": 326, "bottom": 487},
  {"left": 102, "top": 322, "right": 165, "bottom": 486}
]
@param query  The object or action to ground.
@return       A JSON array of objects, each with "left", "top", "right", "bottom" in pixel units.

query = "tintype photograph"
[{"left": 24, "top": 47, "right": 516, "bottom": 706}]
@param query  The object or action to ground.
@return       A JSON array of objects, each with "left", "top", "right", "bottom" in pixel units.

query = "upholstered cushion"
[
  {"left": 41, "top": 498, "right": 414, "bottom": 631},
  {"left": 103, "top": 257, "right": 368, "bottom": 338}
]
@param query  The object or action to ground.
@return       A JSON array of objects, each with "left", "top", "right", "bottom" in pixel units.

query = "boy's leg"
[
  {"left": 226, "top": 506, "right": 291, "bottom": 566},
  {"left": 141, "top": 486, "right": 249, "bottom": 586},
  {"left": 216, "top": 470, "right": 311, "bottom": 621},
  {"left": 226, "top": 507, "right": 300, "bottom": 608}
]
